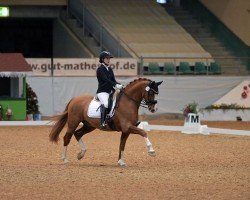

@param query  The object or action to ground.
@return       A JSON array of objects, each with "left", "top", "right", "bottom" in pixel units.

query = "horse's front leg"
[
  {"left": 118, "top": 132, "right": 129, "bottom": 166},
  {"left": 128, "top": 126, "right": 156, "bottom": 157}
]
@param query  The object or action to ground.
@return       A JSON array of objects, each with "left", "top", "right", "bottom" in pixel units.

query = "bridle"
[{"left": 120, "top": 84, "right": 158, "bottom": 109}]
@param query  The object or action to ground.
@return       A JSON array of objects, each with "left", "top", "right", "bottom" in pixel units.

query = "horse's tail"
[{"left": 49, "top": 100, "right": 72, "bottom": 143}]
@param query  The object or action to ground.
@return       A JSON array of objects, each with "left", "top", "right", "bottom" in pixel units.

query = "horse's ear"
[
  {"left": 149, "top": 81, "right": 155, "bottom": 87},
  {"left": 156, "top": 81, "right": 163, "bottom": 86}
]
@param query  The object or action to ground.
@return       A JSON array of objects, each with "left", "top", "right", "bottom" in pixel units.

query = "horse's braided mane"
[{"left": 125, "top": 78, "right": 151, "bottom": 89}]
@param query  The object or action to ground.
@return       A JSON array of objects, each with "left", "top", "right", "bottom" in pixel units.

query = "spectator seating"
[
  {"left": 164, "top": 63, "right": 175, "bottom": 75},
  {"left": 84, "top": 0, "right": 213, "bottom": 64},
  {"left": 148, "top": 62, "right": 161, "bottom": 74},
  {"left": 194, "top": 62, "right": 207, "bottom": 74},
  {"left": 179, "top": 62, "right": 192, "bottom": 74},
  {"left": 210, "top": 62, "right": 221, "bottom": 74}
]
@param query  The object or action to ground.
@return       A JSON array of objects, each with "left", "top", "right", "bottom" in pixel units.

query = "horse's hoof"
[
  {"left": 77, "top": 150, "right": 86, "bottom": 160},
  {"left": 148, "top": 151, "right": 156, "bottom": 157},
  {"left": 118, "top": 159, "right": 126, "bottom": 167},
  {"left": 63, "top": 158, "right": 69, "bottom": 164}
]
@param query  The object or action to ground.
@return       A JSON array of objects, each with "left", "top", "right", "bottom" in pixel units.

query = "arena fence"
[{"left": 0, "top": 120, "right": 249, "bottom": 136}]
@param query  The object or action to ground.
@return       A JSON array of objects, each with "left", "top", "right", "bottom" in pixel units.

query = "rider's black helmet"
[{"left": 99, "top": 51, "right": 113, "bottom": 63}]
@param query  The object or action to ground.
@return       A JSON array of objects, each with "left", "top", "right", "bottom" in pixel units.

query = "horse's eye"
[{"left": 149, "top": 91, "right": 154, "bottom": 95}]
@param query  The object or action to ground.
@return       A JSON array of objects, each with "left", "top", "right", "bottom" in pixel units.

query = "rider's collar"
[{"left": 103, "top": 63, "right": 109, "bottom": 70}]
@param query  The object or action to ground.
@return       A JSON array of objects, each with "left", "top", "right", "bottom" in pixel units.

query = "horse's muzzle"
[
  {"left": 149, "top": 103, "right": 158, "bottom": 113},
  {"left": 147, "top": 100, "right": 157, "bottom": 105}
]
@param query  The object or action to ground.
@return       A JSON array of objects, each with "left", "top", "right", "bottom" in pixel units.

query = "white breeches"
[{"left": 97, "top": 92, "right": 109, "bottom": 108}]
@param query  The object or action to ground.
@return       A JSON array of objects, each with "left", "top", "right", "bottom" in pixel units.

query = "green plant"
[
  {"left": 182, "top": 102, "right": 198, "bottom": 117},
  {"left": 0, "top": 105, "right": 3, "bottom": 120},
  {"left": 26, "top": 83, "right": 39, "bottom": 114}
]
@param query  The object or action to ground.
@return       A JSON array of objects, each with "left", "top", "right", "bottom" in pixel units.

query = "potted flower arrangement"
[
  {"left": 182, "top": 102, "right": 198, "bottom": 118},
  {"left": 182, "top": 102, "right": 202, "bottom": 134},
  {"left": 5, "top": 106, "right": 13, "bottom": 120},
  {"left": 200, "top": 103, "right": 250, "bottom": 121},
  {"left": 205, "top": 103, "right": 247, "bottom": 110},
  {"left": 26, "top": 83, "right": 41, "bottom": 121}
]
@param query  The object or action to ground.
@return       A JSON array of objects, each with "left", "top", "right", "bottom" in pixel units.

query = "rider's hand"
[{"left": 115, "top": 84, "right": 123, "bottom": 90}]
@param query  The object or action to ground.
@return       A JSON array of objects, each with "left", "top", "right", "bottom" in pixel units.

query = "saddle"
[{"left": 87, "top": 90, "right": 119, "bottom": 119}]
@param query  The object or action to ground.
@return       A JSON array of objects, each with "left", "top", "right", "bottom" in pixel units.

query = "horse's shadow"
[{"left": 52, "top": 162, "right": 141, "bottom": 169}]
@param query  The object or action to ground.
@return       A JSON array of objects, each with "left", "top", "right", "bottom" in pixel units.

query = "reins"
[
  {"left": 114, "top": 79, "right": 160, "bottom": 110},
  {"left": 121, "top": 90, "right": 141, "bottom": 107},
  {"left": 116, "top": 88, "right": 157, "bottom": 109}
]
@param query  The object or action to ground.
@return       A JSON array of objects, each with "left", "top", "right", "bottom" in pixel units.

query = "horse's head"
[
  {"left": 143, "top": 80, "right": 163, "bottom": 113},
  {"left": 121, "top": 78, "right": 163, "bottom": 113}
]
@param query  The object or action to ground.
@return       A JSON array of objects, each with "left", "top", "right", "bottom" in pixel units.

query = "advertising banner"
[
  {"left": 26, "top": 58, "right": 138, "bottom": 77},
  {"left": 53, "top": 58, "right": 138, "bottom": 76},
  {"left": 26, "top": 58, "right": 52, "bottom": 76}
]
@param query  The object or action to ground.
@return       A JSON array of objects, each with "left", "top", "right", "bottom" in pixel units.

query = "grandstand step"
[
  {"left": 215, "top": 60, "right": 249, "bottom": 75},
  {"left": 220, "top": 67, "right": 249, "bottom": 75},
  {"left": 184, "top": 28, "right": 211, "bottom": 38},
  {"left": 204, "top": 45, "right": 227, "bottom": 51},
  {"left": 172, "top": 14, "right": 194, "bottom": 20},
  {"left": 60, "top": 11, "right": 85, "bottom": 33},
  {"left": 166, "top": 8, "right": 192, "bottom": 16},
  {"left": 91, "top": 46, "right": 102, "bottom": 56},
  {"left": 165, "top": 4, "right": 248, "bottom": 76},
  {"left": 66, "top": 18, "right": 78, "bottom": 27},
  {"left": 84, "top": 37, "right": 100, "bottom": 47},
  {"left": 166, "top": 7, "right": 189, "bottom": 13},
  {"left": 217, "top": 59, "right": 243, "bottom": 66},
  {"left": 60, "top": 9, "right": 101, "bottom": 56},
  {"left": 198, "top": 39, "right": 222, "bottom": 46},
  {"left": 181, "top": 24, "right": 204, "bottom": 29},
  {"left": 82, "top": 36, "right": 100, "bottom": 56},
  {"left": 190, "top": 32, "right": 212, "bottom": 38},
  {"left": 186, "top": 26, "right": 210, "bottom": 32},
  {"left": 65, "top": 20, "right": 84, "bottom": 34},
  {"left": 210, "top": 51, "right": 235, "bottom": 57},
  {"left": 174, "top": 18, "right": 199, "bottom": 25}
]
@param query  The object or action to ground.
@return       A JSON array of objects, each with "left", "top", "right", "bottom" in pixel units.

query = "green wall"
[
  {"left": 0, "top": 99, "right": 26, "bottom": 120},
  {"left": 0, "top": 77, "right": 27, "bottom": 121}
]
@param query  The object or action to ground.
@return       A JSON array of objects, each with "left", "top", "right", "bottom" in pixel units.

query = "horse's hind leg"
[
  {"left": 74, "top": 125, "right": 95, "bottom": 160},
  {"left": 118, "top": 132, "right": 130, "bottom": 166},
  {"left": 62, "top": 127, "right": 74, "bottom": 163},
  {"left": 62, "top": 123, "right": 79, "bottom": 163}
]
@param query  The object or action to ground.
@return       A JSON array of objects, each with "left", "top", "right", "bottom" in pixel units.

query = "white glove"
[{"left": 115, "top": 84, "right": 123, "bottom": 90}]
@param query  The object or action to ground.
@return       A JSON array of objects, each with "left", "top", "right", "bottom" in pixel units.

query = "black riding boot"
[{"left": 100, "top": 104, "right": 108, "bottom": 128}]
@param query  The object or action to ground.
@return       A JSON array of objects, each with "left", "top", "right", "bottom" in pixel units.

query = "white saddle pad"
[{"left": 87, "top": 97, "right": 117, "bottom": 118}]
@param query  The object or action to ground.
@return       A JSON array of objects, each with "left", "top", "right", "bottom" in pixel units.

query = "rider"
[{"left": 96, "top": 51, "right": 123, "bottom": 128}]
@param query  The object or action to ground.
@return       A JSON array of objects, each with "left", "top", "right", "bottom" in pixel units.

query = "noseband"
[{"left": 141, "top": 88, "right": 158, "bottom": 108}]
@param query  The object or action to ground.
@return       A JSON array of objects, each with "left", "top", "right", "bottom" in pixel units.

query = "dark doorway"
[
  {"left": 0, "top": 18, "right": 53, "bottom": 57},
  {"left": 0, "top": 77, "right": 11, "bottom": 97}
]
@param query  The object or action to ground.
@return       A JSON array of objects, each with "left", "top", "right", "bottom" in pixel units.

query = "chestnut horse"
[{"left": 49, "top": 78, "right": 162, "bottom": 166}]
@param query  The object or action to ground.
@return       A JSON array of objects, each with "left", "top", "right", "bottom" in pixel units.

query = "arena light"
[
  {"left": 0, "top": 7, "right": 9, "bottom": 17},
  {"left": 156, "top": 0, "right": 167, "bottom": 4}
]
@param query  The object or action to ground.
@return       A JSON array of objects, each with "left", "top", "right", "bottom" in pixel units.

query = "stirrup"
[{"left": 100, "top": 122, "right": 107, "bottom": 129}]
